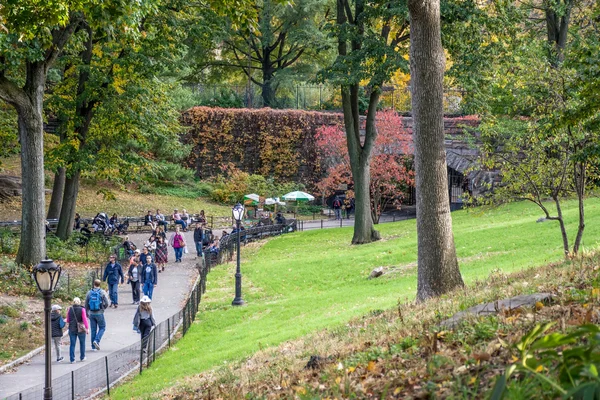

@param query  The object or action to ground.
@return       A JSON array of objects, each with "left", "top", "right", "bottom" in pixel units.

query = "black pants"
[
  {"left": 140, "top": 318, "right": 153, "bottom": 351},
  {"left": 130, "top": 280, "right": 140, "bottom": 303}
]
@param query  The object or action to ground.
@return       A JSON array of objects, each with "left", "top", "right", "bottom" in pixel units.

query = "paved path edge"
[{"left": 0, "top": 347, "right": 44, "bottom": 374}]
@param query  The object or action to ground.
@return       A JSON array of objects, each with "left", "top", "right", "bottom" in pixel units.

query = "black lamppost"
[
  {"left": 32, "top": 259, "right": 62, "bottom": 400},
  {"left": 231, "top": 203, "right": 245, "bottom": 306}
]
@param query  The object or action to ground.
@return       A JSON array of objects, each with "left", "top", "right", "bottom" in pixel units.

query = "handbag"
[{"left": 72, "top": 307, "right": 86, "bottom": 333}]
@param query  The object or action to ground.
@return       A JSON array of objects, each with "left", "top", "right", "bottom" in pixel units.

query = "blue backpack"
[{"left": 89, "top": 289, "right": 103, "bottom": 311}]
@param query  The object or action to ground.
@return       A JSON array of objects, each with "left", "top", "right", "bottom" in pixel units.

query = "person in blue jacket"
[
  {"left": 102, "top": 254, "right": 124, "bottom": 308},
  {"left": 140, "top": 255, "right": 158, "bottom": 299}
]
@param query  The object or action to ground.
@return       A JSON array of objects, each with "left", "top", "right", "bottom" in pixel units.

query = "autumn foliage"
[
  {"left": 316, "top": 110, "right": 415, "bottom": 222},
  {"left": 181, "top": 107, "right": 342, "bottom": 186}
]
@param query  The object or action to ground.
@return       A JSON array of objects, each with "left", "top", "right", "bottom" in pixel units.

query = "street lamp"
[
  {"left": 231, "top": 203, "right": 245, "bottom": 306},
  {"left": 32, "top": 259, "right": 62, "bottom": 400}
]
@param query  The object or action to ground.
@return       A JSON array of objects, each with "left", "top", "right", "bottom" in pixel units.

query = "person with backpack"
[
  {"left": 85, "top": 279, "right": 109, "bottom": 351},
  {"left": 169, "top": 225, "right": 186, "bottom": 263},
  {"left": 333, "top": 197, "right": 343, "bottom": 220},
  {"left": 140, "top": 255, "right": 158, "bottom": 299},
  {"left": 51, "top": 304, "right": 66, "bottom": 362},
  {"left": 102, "top": 254, "right": 124, "bottom": 308}
]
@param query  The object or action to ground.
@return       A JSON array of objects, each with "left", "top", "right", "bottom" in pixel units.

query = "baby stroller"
[{"left": 92, "top": 212, "right": 110, "bottom": 234}]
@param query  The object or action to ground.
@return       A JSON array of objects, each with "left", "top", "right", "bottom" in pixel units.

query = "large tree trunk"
[
  {"left": 572, "top": 160, "right": 585, "bottom": 255},
  {"left": 340, "top": 86, "right": 380, "bottom": 244},
  {"left": 545, "top": 0, "right": 572, "bottom": 65},
  {"left": 15, "top": 63, "right": 47, "bottom": 265},
  {"left": 409, "top": 0, "right": 464, "bottom": 301},
  {"left": 56, "top": 170, "right": 80, "bottom": 240},
  {"left": 47, "top": 167, "right": 66, "bottom": 220}
]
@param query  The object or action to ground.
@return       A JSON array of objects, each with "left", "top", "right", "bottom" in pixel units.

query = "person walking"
[
  {"left": 169, "top": 225, "right": 186, "bottom": 263},
  {"left": 193, "top": 223, "right": 204, "bottom": 258},
  {"left": 141, "top": 255, "right": 158, "bottom": 299},
  {"left": 128, "top": 258, "right": 141, "bottom": 304},
  {"left": 333, "top": 196, "right": 342, "bottom": 220},
  {"left": 85, "top": 279, "right": 109, "bottom": 351},
  {"left": 51, "top": 304, "right": 65, "bottom": 363},
  {"left": 133, "top": 296, "right": 156, "bottom": 353},
  {"left": 139, "top": 247, "right": 153, "bottom": 267},
  {"left": 155, "top": 236, "right": 168, "bottom": 272},
  {"left": 102, "top": 254, "right": 124, "bottom": 308},
  {"left": 66, "top": 297, "right": 89, "bottom": 363}
]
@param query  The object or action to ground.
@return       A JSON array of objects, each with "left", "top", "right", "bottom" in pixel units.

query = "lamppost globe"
[
  {"left": 232, "top": 203, "right": 244, "bottom": 222},
  {"left": 32, "top": 259, "right": 61, "bottom": 400},
  {"left": 32, "top": 259, "right": 62, "bottom": 293}
]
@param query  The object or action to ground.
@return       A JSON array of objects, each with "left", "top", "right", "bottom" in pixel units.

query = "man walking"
[
  {"left": 193, "top": 223, "right": 204, "bottom": 258},
  {"left": 333, "top": 197, "right": 343, "bottom": 220},
  {"left": 102, "top": 254, "right": 124, "bottom": 308},
  {"left": 85, "top": 279, "right": 109, "bottom": 351}
]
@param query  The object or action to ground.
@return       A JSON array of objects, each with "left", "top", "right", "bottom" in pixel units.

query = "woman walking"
[
  {"left": 66, "top": 297, "right": 89, "bottom": 363},
  {"left": 128, "top": 258, "right": 141, "bottom": 304},
  {"left": 155, "top": 236, "right": 168, "bottom": 272},
  {"left": 169, "top": 225, "right": 186, "bottom": 263},
  {"left": 133, "top": 296, "right": 156, "bottom": 352}
]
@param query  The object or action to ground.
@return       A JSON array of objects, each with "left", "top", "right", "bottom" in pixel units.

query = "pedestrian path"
[{"left": 0, "top": 230, "right": 198, "bottom": 400}]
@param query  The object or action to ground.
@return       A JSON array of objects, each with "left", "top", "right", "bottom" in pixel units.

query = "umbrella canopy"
[
  {"left": 243, "top": 193, "right": 260, "bottom": 202},
  {"left": 282, "top": 191, "right": 315, "bottom": 202},
  {"left": 265, "top": 197, "right": 286, "bottom": 205}
]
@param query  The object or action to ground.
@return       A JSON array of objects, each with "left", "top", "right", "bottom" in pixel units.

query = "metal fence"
[
  {"left": 184, "top": 83, "right": 465, "bottom": 114},
  {"left": 5, "top": 261, "right": 209, "bottom": 400}
]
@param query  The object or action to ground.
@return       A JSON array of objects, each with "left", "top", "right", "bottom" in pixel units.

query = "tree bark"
[
  {"left": 15, "top": 62, "right": 47, "bottom": 265},
  {"left": 56, "top": 170, "right": 80, "bottom": 240},
  {"left": 47, "top": 167, "right": 66, "bottom": 220},
  {"left": 572, "top": 161, "right": 585, "bottom": 255},
  {"left": 409, "top": 0, "right": 464, "bottom": 301},
  {"left": 552, "top": 195, "right": 570, "bottom": 258}
]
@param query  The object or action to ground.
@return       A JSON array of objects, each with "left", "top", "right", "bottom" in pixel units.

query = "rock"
[
  {"left": 0, "top": 175, "right": 22, "bottom": 201},
  {"left": 369, "top": 267, "right": 385, "bottom": 279},
  {"left": 536, "top": 217, "right": 547, "bottom": 223},
  {"left": 440, "top": 292, "right": 554, "bottom": 329},
  {"left": 304, "top": 355, "right": 331, "bottom": 370}
]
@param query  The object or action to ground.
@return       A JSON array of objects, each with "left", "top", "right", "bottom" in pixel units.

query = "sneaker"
[
  {"left": 90, "top": 348, "right": 97, "bottom": 352},
  {"left": 114, "top": 304, "right": 118, "bottom": 309},
  {"left": 80, "top": 357, "right": 87, "bottom": 362},
  {"left": 71, "top": 361, "right": 75, "bottom": 364},
  {"left": 57, "top": 357, "right": 64, "bottom": 363},
  {"left": 93, "top": 341, "right": 100, "bottom": 350}
]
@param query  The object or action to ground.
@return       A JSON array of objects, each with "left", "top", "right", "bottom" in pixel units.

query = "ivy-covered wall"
[{"left": 181, "top": 107, "right": 343, "bottom": 186}]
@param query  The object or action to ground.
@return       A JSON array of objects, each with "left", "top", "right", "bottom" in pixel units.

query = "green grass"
[{"left": 112, "top": 198, "right": 600, "bottom": 399}]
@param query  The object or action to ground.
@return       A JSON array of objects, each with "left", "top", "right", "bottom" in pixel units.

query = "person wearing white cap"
[
  {"left": 133, "top": 296, "right": 156, "bottom": 351},
  {"left": 51, "top": 304, "right": 65, "bottom": 362}
]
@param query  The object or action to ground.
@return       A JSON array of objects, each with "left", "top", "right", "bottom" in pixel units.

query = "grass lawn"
[{"left": 112, "top": 198, "right": 600, "bottom": 399}]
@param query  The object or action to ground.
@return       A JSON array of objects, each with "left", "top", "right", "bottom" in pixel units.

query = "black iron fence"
[{"left": 5, "top": 262, "right": 209, "bottom": 400}]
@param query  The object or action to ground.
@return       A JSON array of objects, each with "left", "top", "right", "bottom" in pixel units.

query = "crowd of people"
[{"left": 49, "top": 208, "right": 227, "bottom": 363}]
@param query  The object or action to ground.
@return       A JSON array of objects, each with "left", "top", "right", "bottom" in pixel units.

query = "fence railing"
[{"left": 5, "top": 261, "right": 210, "bottom": 400}]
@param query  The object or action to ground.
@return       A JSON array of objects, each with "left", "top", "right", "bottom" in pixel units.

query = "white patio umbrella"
[
  {"left": 282, "top": 191, "right": 315, "bottom": 202},
  {"left": 243, "top": 193, "right": 260, "bottom": 203},
  {"left": 265, "top": 197, "right": 286, "bottom": 205}
]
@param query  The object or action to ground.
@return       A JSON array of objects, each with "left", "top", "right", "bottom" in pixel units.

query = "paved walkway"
[{"left": 0, "top": 230, "right": 198, "bottom": 400}]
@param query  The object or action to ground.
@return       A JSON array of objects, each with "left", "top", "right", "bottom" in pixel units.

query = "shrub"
[{"left": 181, "top": 107, "right": 343, "bottom": 186}]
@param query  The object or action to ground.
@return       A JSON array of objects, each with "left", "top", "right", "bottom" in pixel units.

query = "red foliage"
[{"left": 316, "top": 110, "right": 415, "bottom": 222}]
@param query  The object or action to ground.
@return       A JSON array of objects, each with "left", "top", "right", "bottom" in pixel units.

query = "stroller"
[{"left": 92, "top": 212, "right": 110, "bottom": 235}]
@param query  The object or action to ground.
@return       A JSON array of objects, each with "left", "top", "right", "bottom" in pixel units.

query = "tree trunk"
[
  {"left": 47, "top": 167, "right": 66, "bottom": 220},
  {"left": 552, "top": 195, "right": 570, "bottom": 258},
  {"left": 572, "top": 161, "right": 585, "bottom": 255},
  {"left": 15, "top": 63, "right": 47, "bottom": 265},
  {"left": 340, "top": 86, "right": 380, "bottom": 244},
  {"left": 409, "top": 0, "right": 464, "bottom": 301},
  {"left": 56, "top": 170, "right": 81, "bottom": 240}
]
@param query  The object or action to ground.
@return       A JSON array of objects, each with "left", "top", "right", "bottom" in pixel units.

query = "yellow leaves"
[
  {"left": 510, "top": 355, "right": 519, "bottom": 363},
  {"left": 535, "top": 301, "right": 545, "bottom": 311},
  {"left": 592, "top": 288, "right": 600, "bottom": 300},
  {"left": 468, "top": 377, "right": 477, "bottom": 385},
  {"left": 293, "top": 386, "right": 306, "bottom": 394},
  {"left": 366, "top": 360, "right": 376, "bottom": 372},
  {"left": 535, "top": 365, "right": 544, "bottom": 373},
  {"left": 335, "top": 376, "right": 341, "bottom": 384},
  {"left": 393, "top": 387, "right": 402, "bottom": 395},
  {"left": 346, "top": 366, "right": 356, "bottom": 373}
]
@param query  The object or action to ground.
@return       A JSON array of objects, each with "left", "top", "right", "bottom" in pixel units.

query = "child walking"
[{"left": 51, "top": 304, "right": 65, "bottom": 362}]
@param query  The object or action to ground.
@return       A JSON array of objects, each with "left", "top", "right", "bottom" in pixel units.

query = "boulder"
[
  {"left": 0, "top": 175, "right": 22, "bottom": 201},
  {"left": 369, "top": 267, "right": 386, "bottom": 279}
]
